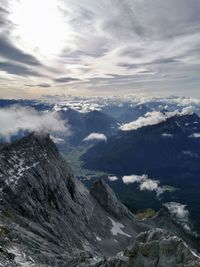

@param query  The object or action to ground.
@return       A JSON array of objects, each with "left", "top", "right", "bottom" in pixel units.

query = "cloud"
[
  {"left": 140, "top": 180, "right": 160, "bottom": 192},
  {"left": 162, "top": 133, "right": 173, "bottom": 137},
  {"left": 0, "top": 106, "right": 68, "bottom": 141},
  {"left": 122, "top": 174, "right": 146, "bottom": 184},
  {"left": 0, "top": 37, "right": 41, "bottom": 66},
  {"left": 37, "top": 83, "right": 51, "bottom": 88},
  {"left": 54, "top": 77, "right": 80, "bottom": 83},
  {"left": 50, "top": 135, "right": 65, "bottom": 144},
  {"left": 83, "top": 132, "right": 107, "bottom": 142},
  {"left": 0, "top": 62, "right": 42, "bottom": 77},
  {"left": 120, "top": 111, "right": 176, "bottom": 131},
  {"left": 189, "top": 133, "right": 200, "bottom": 138},
  {"left": 120, "top": 107, "right": 194, "bottom": 131},
  {"left": 163, "top": 202, "right": 192, "bottom": 233},
  {"left": 2, "top": 0, "right": 200, "bottom": 96},
  {"left": 108, "top": 176, "right": 118, "bottom": 182},
  {"left": 122, "top": 174, "right": 164, "bottom": 195}
]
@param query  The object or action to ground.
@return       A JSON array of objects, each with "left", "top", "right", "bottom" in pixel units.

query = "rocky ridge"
[{"left": 0, "top": 134, "right": 199, "bottom": 266}]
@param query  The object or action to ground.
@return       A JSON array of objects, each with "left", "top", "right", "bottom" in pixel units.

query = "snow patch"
[{"left": 108, "top": 217, "right": 131, "bottom": 238}]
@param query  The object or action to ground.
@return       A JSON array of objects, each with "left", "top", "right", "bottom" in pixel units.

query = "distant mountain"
[
  {"left": 0, "top": 99, "right": 53, "bottom": 111},
  {"left": 118, "top": 104, "right": 151, "bottom": 123},
  {"left": 82, "top": 113, "right": 200, "bottom": 233},
  {"left": 0, "top": 100, "right": 117, "bottom": 150},
  {"left": 0, "top": 134, "right": 199, "bottom": 266},
  {"left": 82, "top": 113, "right": 200, "bottom": 180},
  {"left": 101, "top": 103, "right": 151, "bottom": 122},
  {"left": 56, "top": 108, "right": 118, "bottom": 150}
]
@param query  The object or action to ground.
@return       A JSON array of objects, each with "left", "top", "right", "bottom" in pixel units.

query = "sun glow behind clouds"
[{"left": 10, "top": 0, "right": 69, "bottom": 56}]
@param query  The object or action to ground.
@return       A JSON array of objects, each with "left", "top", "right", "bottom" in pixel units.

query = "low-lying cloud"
[
  {"left": 122, "top": 174, "right": 163, "bottom": 195},
  {"left": 189, "top": 133, "right": 200, "bottom": 138},
  {"left": 83, "top": 132, "right": 107, "bottom": 142},
  {"left": 108, "top": 176, "right": 118, "bottom": 182},
  {"left": 163, "top": 202, "right": 192, "bottom": 233},
  {"left": 50, "top": 135, "right": 65, "bottom": 144},
  {"left": 0, "top": 106, "right": 68, "bottom": 141},
  {"left": 120, "top": 107, "right": 193, "bottom": 131},
  {"left": 162, "top": 133, "right": 173, "bottom": 138}
]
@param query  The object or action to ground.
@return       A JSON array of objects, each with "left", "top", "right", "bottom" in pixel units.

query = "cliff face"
[
  {"left": 0, "top": 133, "right": 147, "bottom": 266},
  {"left": 0, "top": 134, "right": 199, "bottom": 267}
]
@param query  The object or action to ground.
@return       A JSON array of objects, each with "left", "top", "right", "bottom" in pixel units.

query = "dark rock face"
[
  {"left": 90, "top": 178, "right": 133, "bottom": 220},
  {"left": 0, "top": 133, "right": 147, "bottom": 266}
]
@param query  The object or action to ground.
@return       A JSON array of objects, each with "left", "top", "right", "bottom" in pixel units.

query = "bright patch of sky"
[{"left": 0, "top": 0, "right": 200, "bottom": 98}]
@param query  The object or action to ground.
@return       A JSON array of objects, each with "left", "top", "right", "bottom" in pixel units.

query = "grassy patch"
[
  {"left": 135, "top": 208, "right": 156, "bottom": 220},
  {"left": 63, "top": 145, "right": 108, "bottom": 179}
]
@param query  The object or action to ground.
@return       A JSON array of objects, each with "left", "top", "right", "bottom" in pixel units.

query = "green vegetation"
[
  {"left": 62, "top": 144, "right": 108, "bottom": 179},
  {"left": 135, "top": 208, "right": 156, "bottom": 220}
]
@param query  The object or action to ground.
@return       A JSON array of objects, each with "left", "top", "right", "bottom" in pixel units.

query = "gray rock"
[
  {"left": 0, "top": 133, "right": 147, "bottom": 266},
  {"left": 99, "top": 229, "right": 200, "bottom": 267},
  {"left": 0, "top": 134, "right": 199, "bottom": 266}
]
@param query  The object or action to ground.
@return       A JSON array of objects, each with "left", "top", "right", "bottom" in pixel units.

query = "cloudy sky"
[{"left": 0, "top": 0, "right": 200, "bottom": 98}]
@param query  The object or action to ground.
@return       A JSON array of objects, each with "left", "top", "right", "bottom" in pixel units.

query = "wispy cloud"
[
  {"left": 122, "top": 174, "right": 164, "bottom": 196},
  {"left": 1, "top": 0, "right": 200, "bottom": 96},
  {"left": 0, "top": 37, "right": 41, "bottom": 66},
  {"left": 120, "top": 107, "right": 193, "bottom": 131},
  {"left": 163, "top": 202, "right": 193, "bottom": 234}
]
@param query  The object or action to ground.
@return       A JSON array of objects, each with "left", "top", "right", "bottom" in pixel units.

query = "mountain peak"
[
  {"left": 90, "top": 178, "right": 133, "bottom": 219},
  {"left": 0, "top": 135, "right": 149, "bottom": 266}
]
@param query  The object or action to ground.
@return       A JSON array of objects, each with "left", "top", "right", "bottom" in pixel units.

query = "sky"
[{"left": 0, "top": 0, "right": 200, "bottom": 99}]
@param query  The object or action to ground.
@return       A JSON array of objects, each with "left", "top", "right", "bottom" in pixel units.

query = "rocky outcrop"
[
  {"left": 89, "top": 229, "right": 200, "bottom": 267},
  {"left": 90, "top": 178, "right": 133, "bottom": 220}
]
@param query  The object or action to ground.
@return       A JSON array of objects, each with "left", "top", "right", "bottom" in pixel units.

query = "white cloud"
[
  {"left": 122, "top": 174, "right": 147, "bottom": 184},
  {"left": 83, "top": 132, "right": 107, "bottom": 142},
  {"left": 189, "top": 133, "right": 200, "bottom": 138},
  {"left": 0, "top": 106, "right": 68, "bottom": 141},
  {"left": 120, "top": 107, "right": 194, "bottom": 131},
  {"left": 122, "top": 174, "right": 164, "bottom": 195},
  {"left": 140, "top": 179, "right": 159, "bottom": 191},
  {"left": 108, "top": 176, "right": 118, "bottom": 182},
  {"left": 163, "top": 202, "right": 191, "bottom": 232},
  {"left": 162, "top": 133, "right": 173, "bottom": 137},
  {"left": 120, "top": 111, "right": 176, "bottom": 131},
  {"left": 2, "top": 0, "right": 200, "bottom": 96},
  {"left": 50, "top": 135, "right": 65, "bottom": 144}
]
